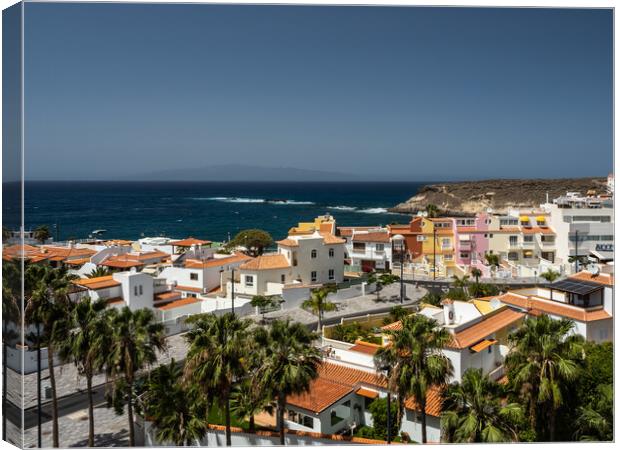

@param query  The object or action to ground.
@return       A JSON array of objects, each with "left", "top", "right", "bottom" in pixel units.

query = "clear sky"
[{"left": 21, "top": 3, "right": 612, "bottom": 181}]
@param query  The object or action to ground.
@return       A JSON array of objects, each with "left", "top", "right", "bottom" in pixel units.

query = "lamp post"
[
  {"left": 231, "top": 268, "right": 235, "bottom": 315},
  {"left": 392, "top": 234, "right": 405, "bottom": 304}
]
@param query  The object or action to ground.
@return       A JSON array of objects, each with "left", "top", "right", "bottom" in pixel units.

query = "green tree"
[
  {"left": 381, "top": 305, "right": 410, "bottom": 325},
  {"left": 25, "top": 264, "right": 77, "bottom": 448},
  {"left": 230, "top": 378, "right": 273, "bottom": 433},
  {"left": 539, "top": 269, "right": 561, "bottom": 283},
  {"left": 2, "top": 226, "right": 12, "bottom": 242},
  {"left": 505, "top": 315, "right": 585, "bottom": 441},
  {"left": 183, "top": 313, "right": 251, "bottom": 446},
  {"left": 106, "top": 307, "right": 167, "bottom": 447},
  {"left": 367, "top": 397, "right": 399, "bottom": 441},
  {"left": 34, "top": 225, "right": 52, "bottom": 244},
  {"left": 250, "top": 295, "right": 275, "bottom": 322},
  {"left": 143, "top": 360, "right": 208, "bottom": 446},
  {"left": 425, "top": 204, "right": 439, "bottom": 218},
  {"left": 254, "top": 319, "right": 321, "bottom": 445},
  {"left": 375, "top": 314, "right": 453, "bottom": 443},
  {"left": 227, "top": 229, "right": 273, "bottom": 256},
  {"left": 418, "top": 291, "right": 442, "bottom": 307},
  {"left": 573, "top": 384, "right": 612, "bottom": 441},
  {"left": 470, "top": 268, "right": 482, "bottom": 284},
  {"left": 58, "top": 297, "right": 110, "bottom": 446},
  {"left": 302, "top": 285, "right": 338, "bottom": 333},
  {"left": 485, "top": 253, "right": 500, "bottom": 268},
  {"left": 87, "top": 266, "right": 112, "bottom": 278},
  {"left": 442, "top": 369, "right": 523, "bottom": 442}
]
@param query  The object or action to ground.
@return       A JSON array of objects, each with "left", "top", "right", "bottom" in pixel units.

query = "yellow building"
[
  {"left": 288, "top": 214, "right": 336, "bottom": 236},
  {"left": 419, "top": 218, "right": 456, "bottom": 276}
]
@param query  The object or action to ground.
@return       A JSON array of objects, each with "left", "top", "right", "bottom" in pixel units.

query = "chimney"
[{"left": 441, "top": 298, "right": 455, "bottom": 325}]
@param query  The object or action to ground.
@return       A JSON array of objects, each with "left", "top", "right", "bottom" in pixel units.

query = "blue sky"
[{"left": 20, "top": 3, "right": 613, "bottom": 181}]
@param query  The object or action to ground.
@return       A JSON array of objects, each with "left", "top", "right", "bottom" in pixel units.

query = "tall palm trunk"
[
  {"left": 249, "top": 415, "right": 255, "bottom": 433},
  {"left": 224, "top": 397, "right": 232, "bottom": 446},
  {"left": 420, "top": 397, "right": 427, "bottom": 444},
  {"left": 86, "top": 373, "right": 95, "bottom": 447},
  {"left": 548, "top": 404, "right": 557, "bottom": 441},
  {"left": 2, "top": 341, "right": 7, "bottom": 441},
  {"left": 47, "top": 342, "right": 60, "bottom": 447},
  {"left": 127, "top": 380, "right": 135, "bottom": 447},
  {"left": 277, "top": 395, "right": 286, "bottom": 445}
]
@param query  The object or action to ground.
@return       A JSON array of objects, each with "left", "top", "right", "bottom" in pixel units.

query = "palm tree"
[
  {"left": 485, "top": 253, "right": 500, "bottom": 268},
  {"left": 230, "top": 378, "right": 273, "bottom": 433},
  {"left": 34, "top": 225, "right": 52, "bottom": 244},
  {"left": 302, "top": 285, "right": 337, "bottom": 333},
  {"left": 87, "top": 266, "right": 112, "bottom": 278},
  {"left": 442, "top": 369, "right": 523, "bottom": 442},
  {"left": 451, "top": 274, "right": 470, "bottom": 290},
  {"left": 106, "top": 307, "right": 167, "bottom": 447},
  {"left": 57, "top": 296, "right": 110, "bottom": 446},
  {"left": 183, "top": 313, "right": 251, "bottom": 447},
  {"left": 505, "top": 315, "right": 584, "bottom": 441},
  {"left": 254, "top": 319, "right": 321, "bottom": 445},
  {"left": 25, "top": 264, "right": 77, "bottom": 448},
  {"left": 539, "top": 269, "right": 560, "bottom": 283},
  {"left": 143, "top": 360, "right": 208, "bottom": 446},
  {"left": 375, "top": 314, "right": 453, "bottom": 443},
  {"left": 470, "top": 268, "right": 482, "bottom": 284},
  {"left": 573, "top": 384, "right": 612, "bottom": 441},
  {"left": 425, "top": 204, "right": 439, "bottom": 218},
  {"left": 367, "top": 272, "right": 400, "bottom": 301},
  {"left": 2, "top": 259, "right": 21, "bottom": 440}
]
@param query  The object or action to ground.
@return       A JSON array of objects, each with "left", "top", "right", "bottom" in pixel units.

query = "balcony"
[{"left": 459, "top": 241, "right": 472, "bottom": 251}]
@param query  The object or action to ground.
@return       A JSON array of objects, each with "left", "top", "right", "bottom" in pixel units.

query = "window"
[
  {"left": 508, "top": 252, "right": 519, "bottom": 261},
  {"left": 444, "top": 254, "right": 453, "bottom": 261},
  {"left": 353, "top": 242, "right": 366, "bottom": 251},
  {"left": 416, "top": 235, "right": 426, "bottom": 242},
  {"left": 364, "top": 396, "right": 375, "bottom": 409},
  {"left": 190, "top": 273, "right": 198, "bottom": 281},
  {"left": 245, "top": 275, "right": 254, "bottom": 287},
  {"left": 330, "top": 411, "right": 344, "bottom": 426},
  {"left": 329, "top": 248, "right": 334, "bottom": 258},
  {"left": 328, "top": 269, "right": 335, "bottom": 280},
  {"left": 311, "top": 249, "right": 317, "bottom": 259},
  {"left": 523, "top": 235, "right": 534, "bottom": 242},
  {"left": 302, "top": 415, "right": 314, "bottom": 429},
  {"left": 281, "top": 274, "right": 286, "bottom": 283},
  {"left": 188, "top": 293, "right": 197, "bottom": 298},
  {"left": 460, "top": 252, "right": 470, "bottom": 259},
  {"left": 376, "top": 243, "right": 384, "bottom": 251},
  {"left": 441, "top": 238, "right": 451, "bottom": 248},
  {"left": 489, "top": 233, "right": 494, "bottom": 238},
  {"left": 134, "top": 286, "right": 138, "bottom": 296},
  {"left": 509, "top": 236, "right": 518, "bottom": 246},
  {"left": 488, "top": 345, "right": 493, "bottom": 354},
  {"left": 311, "top": 271, "right": 317, "bottom": 282},
  {"left": 500, "top": 218, "right": 518, "bottom": 226},
  {"left": 139, "top": 285, "right": 143, "bottom": 296}
]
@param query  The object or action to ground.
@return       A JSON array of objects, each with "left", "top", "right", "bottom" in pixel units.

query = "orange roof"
[
  {"left": 275, "top": 238, "right": 299, "bottom": 247},
  {"left": 569, "top": 271, "right": 614, "bottom": 286},
  {"left": 184, "top": 252, "right": 252, "bottom": 268},
  {"left": 105, "top": 297, "right": 125, "bottom": 306},
  {"left": 350, "top": 340, "right": 382, "bottom": 355},
  {"left": 470, "top": 339, "right": 497, "bottom": 353},
  {"left": 154, "top": 291, "right": 182, "bottom": 302},
  {"left": 450, "top": 308, "right": 525, "bottom": 348},
  {"left": 320, "top": 233, "right": 346, "bottom": 245},
  {"left": 239, "top": 253, "right": 290, "bottom": 270},
  {"left": 320, "top": 361, "right": 385, "bottom": 388},
  {"left": 497, "top": 292, "right": 612, "bottom": 322},
  {"left": 176, "top": 285, "right": 203, "bottom": 293},
  {"left": 100, "top": 259, "right": 144, "bottom": 269},
  {"left": 157, "top": 297, "right": 200, "bottom": 310},
  {"left": 287, "top": 377, "right": 352, "bottom": 413},
  {"left": 170, "top": 237, "right": 212, "bottom": 247},
  {"left": 64, "top": 257, "right": 91, "bottom": 266},
  {"left": 351, "top": 232, "right": 391, "bottom": 243},
  {"left": 404, "top": 386, "right": 443, "bottom": 417},
  {"left": 73, "top": 275, "right": 121, "bottom": 290},
  {"left": 355, "top": 388, "right": 379, "bottom": 399},
  {"left": 338, "top": 227, "right": 375, "bottom": 237}
]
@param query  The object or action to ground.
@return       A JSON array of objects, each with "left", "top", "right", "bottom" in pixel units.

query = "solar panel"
[{"left": 549, "top": 279, "right": 602, "bottom": 296}]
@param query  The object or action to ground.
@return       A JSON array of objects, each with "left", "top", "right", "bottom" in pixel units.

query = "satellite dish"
[
  {"left": 588, "top": 264, "right": 600, "bottom": 275},
  {"left": 486, "top": 207, "right": 493, "bottom": 213},
  {"left": 489, "top": 298, "right": 501, "bottom": 310}
]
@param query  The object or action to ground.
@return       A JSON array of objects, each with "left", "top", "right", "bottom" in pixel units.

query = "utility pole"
[
  {"left": 574, "top": 229, "right": 579, "bottom": 274},
  {"left": 37, "top": 325, "right": 42, "bottom": 448},
  {"left": 399, "top": 248, "right": 404, "bottom": 304},
  {"left": 231, "top": 268, "right": 235, "bottom": 314}
]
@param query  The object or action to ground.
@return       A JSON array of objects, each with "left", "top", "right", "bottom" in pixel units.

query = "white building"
[
  {"left": 339, "top": 228, "right": 392, "bottom": 272},
  {"left": 543, "top": 192, "right": 614, "bottom": 271}
]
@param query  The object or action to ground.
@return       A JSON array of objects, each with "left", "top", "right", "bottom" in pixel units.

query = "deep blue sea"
[{"left": 3, "top": 181, "right": 424, "bottom": 242}]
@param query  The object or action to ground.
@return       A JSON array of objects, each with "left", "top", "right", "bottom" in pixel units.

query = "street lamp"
[{"left": 392, "top": 234, "right": 405, "bottom": 304}]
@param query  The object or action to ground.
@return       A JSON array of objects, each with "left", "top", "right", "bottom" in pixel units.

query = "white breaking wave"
[
  {"left": 356, "top": 207, "right": 389, "bottom": 214},
  {"left": 327, "top": 205, "right": 357, "bottom": 211},
  {"left": 192, "top": 197, "right": 314, "bottom": 205},
  {"left": 270, "top": 200, "right": 315, "bottom": 205}
]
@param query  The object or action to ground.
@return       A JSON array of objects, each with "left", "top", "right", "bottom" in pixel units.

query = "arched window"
[{"left": 311, "top": 249, "right": 317, "bottom": 259}]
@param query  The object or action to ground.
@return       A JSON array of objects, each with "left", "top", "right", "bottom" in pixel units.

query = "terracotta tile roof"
[
  {"left": 470, "top": 339, "right": 497, "bottom": 353},
  {"left": 170, "top": 237, "right": 212, "bottom": 247},
  {"left": 275, "top": 238, "right": 299, "bottom": 247},
  {"left": 102, "top": 239, "right": 133, "bottom": 246},
  {"left": 381, "top": 320, "right": 403, "bottom": 331},
  {"left": 355, "top": 388, "right": 379, "bottom": 399},
  {"left": 157, "top": 297, "right": 200, "bottom": 310},
  {"left": 497, "top": 293, "right": 612, "bottom": 322},
  {"left": 350, "top": 340, "right": 382, "bottom": 355},
  {"left": 73, "top": 275, "right": 121, "bottom": 290},
  {"left": 456, "top": 227, "right": 477, "bottom": 233},
  {"left": 239, "top": 253, "right": 290, "bottom": 270},
  {"left": 41, "top": 246, "right": 97, "bottom": 258},
  {"left": 286, "top": 377, "right": 352, "bottom": 413},
  {"left": 403, "top": 386, "right": 443, "bottom": 417},
  {"left": 338, "top": 227, "right": 375, "bottom": 237},
  {"left": 105, "top": 297, "right": 125, "bottom": 306},
  {"left": 175, "top": 285, "right": 203, "bottom": 293},
  {"left": 154, "top": 291, "right": 182, "bottom": 302},
  {"left": 450, "top": 308, "right": 525, "bottom": 349},
  {"left": 64, "top": 257, "right": 91, "bottom": 266},
  {"left": 320, "top": 233, "right": 346, "bottom": 245},
  {"left": 569, "top": 271, "right": 614, "bottom": 286},
  {"left": 100, "top": 259, "right": 145, "bottom": 269},
  {"left": 100, "top": 251, "right": 168, "bottom": 268},
  {"left": 184, "top": 252, "right": 252, "bottom": 268},
  {"left": 320, "top": 361, "right": 385, "bottom": 388},
  {"left": 351, "top": 232, "right": 391, "bottom": 243},
  {"left": 319, "top": 222, "right": 335, "bottom": 234}
]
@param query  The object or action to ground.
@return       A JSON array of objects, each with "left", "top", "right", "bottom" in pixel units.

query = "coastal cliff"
[{"left": 389, "top": 177, "right": 608, "bottom": 216}]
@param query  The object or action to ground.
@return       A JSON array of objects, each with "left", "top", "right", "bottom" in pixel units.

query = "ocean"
[{"left": 2, "top": 181, "right": 425, "bottom": 242}]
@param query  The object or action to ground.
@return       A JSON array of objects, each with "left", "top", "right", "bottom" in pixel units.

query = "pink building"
[{"left": 454, "top": 212, "right": 492, "bottom": 275}]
